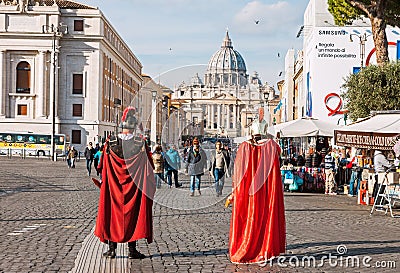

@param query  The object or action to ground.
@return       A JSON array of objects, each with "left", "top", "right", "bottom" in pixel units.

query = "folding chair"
[{"left": 370, "top": 171, "right": 400, "bottom": 218}]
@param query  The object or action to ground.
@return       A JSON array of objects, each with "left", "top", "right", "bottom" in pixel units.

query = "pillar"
[
  {"left": 37, "top": 51, "right": 46, "bottom": 117},
  {"left": 0, "top": 50, "right": 5, "bottom": 117}
]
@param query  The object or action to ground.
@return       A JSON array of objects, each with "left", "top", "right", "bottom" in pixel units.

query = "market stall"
[
  {"left": 334, "top": 111, "right": 400, "bottom": 205},
  {"left": 268, "top": 117, "right": 341, "bottom": 192}
]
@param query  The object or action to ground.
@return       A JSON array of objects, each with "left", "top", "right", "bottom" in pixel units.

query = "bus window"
[
  {"left": 55, "top": 136, "right": 65, "bottom": 145},
  {"left": 27, "top": 135, "right": 36, "bottom": 143},
  {"left": 37, "top": 135, "right": 50, "bottom": 144},
  {"left": 4, "top": 134, "right": 14, "bottom": 143},
  {"left": 15, "top": 135, "right": 25, "bottom": 143}
]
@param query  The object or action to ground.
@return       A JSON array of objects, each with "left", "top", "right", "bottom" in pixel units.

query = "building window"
[
  {"left": 16, "top": 61, "right": 30, "bottom": 93},
  {"left": 17, "top": 104, "right": 27, "bottom": 116},
  {"left": 71, "top": 130, "right": 81, "bottom": 144},
  {"left": 74, "top": 20, "right": 84, "bottom": 31},
  {"left": 73, "top": 74, "right": 83, "bottom": 94},
  {"left": 72, "top": 104, "right": 83, "bottom": 117}
]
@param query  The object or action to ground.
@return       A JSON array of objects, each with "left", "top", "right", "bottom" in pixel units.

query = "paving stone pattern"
[{"left": 0, "top": 157, "right": 399, "bottom": 272}]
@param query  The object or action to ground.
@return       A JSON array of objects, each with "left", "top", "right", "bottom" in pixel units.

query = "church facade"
[{"left": 172, "top": 31, "right": 273, "bottom": 138}]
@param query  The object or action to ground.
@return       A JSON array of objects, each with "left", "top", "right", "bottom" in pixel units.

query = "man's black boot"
[
  {"left": 103, "top": 241, "right": 117, "bottom": 258},
  {"left": 128, "top": 241, "right": 145, "bottom": 259}
]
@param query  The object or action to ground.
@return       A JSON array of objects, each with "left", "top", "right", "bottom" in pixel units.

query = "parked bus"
[{"left": 0, "top": 132, "right": 67, "bottom": 157}]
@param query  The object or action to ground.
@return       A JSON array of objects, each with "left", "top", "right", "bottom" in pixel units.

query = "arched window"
[{"left": 16, "top": 61, "right": 30, "bottom": 93}]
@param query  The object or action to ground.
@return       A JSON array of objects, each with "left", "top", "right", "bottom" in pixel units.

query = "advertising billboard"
[{"left": 303, "top": 26, "right": 400, "bottom": 123}]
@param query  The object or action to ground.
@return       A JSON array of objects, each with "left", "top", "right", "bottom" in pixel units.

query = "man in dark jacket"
[
  {"left": 209, "top": 141, "right": 231, "bottom": 197},
  {"left": 185, "top": 138, "right": 207, "bottom": 196},
  {"left": 84, "top": 142, "right": 96, "bottom": 176}
]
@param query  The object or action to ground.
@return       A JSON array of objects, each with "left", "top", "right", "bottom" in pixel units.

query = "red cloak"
[
  {"left": 94, "top": 143, "right": 156, "bottom": 243},
  {"left": 229, "top": 140, "right": 286, "bottom": 263}
]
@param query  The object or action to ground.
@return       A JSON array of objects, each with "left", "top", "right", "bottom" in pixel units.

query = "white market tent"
[
  {"left": 268, "top": 117, "right": 340, "bottom": 138},
  {"left": 334, "top": 111, "right": 400, "bottom": 150}
]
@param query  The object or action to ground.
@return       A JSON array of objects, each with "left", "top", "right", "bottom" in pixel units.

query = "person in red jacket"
[{"left": 94, "top": 107, "right": 156, "bottom": 259}]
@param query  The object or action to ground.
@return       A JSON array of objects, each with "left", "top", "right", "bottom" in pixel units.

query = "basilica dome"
[
  {"left": 205, "top": 31, "right": 248, "bottom": 87},
  {"left": 207, "top": 31, "right": 246, "bottom": 73}
]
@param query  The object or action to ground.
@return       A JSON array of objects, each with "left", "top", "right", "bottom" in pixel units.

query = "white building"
[
  {"left": 0, "top": 0, "right": 143, "bottom": 152},
  {"left": 172, "top": 31, "right": 274, "bottom": 138},
  {"left": 281, "top": 0, "right": 400, "bottom": 124}
]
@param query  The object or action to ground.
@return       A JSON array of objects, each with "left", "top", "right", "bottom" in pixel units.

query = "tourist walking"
[
  {"left": 84, "top": 142, "right": 96, "bottom": 176},
  {"left": 93, "top": 147, "right": 102, "bottom": 176},
  {"left": 68, "top": 146, "right": 77, "bottom": 168},
  {"left": 165, "top": 145, "right": 182, "bottom": 188},
  {"left": 209, "top": 140, "right": 231, "bottom": 197},
  {"left": 66, "top": 146, "right": 71, "bottom": 168},
  {"left": 185, "top": 138, "right": 207, "bottom": 196},
  {"left": 152, "top": 145, "right": 165, "bottom": 189}
]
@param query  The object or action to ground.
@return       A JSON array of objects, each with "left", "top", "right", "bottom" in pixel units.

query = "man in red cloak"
[
  {"left": 229, "top": 138, "right": 286, "bottom": 264},
  {"left": 94, "top": 107, "right": 156, "bottom": 259}
]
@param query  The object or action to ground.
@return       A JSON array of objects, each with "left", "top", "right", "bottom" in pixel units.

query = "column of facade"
[
  {"left": 210, "top": 104, "right": 215, "bottom": 129},
  {"left": 217, "top": 104, "right": 221, "bottom": 129},
  {"left": 49, "top": 50, "right": 56, "bottom": 119},
  {"left": 226, "top": 105, "right": 230, "bottom": 129},
  {"left": 233, "top": 104, "right": 237, "bottom": 129},
  {"left": 206, "top": 105, "right": 210, "bottom": 129},
  {"left": 54, "top": 49, "right": 60, "bottom": 118},
  {"left": 37, "top": 51, "right": 46, "bottom": 117},
  {"left": 0, "top": 50, "right": 5, "bottom": 117}
]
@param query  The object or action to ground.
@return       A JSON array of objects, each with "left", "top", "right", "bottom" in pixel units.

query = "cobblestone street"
[{"left": 0, "top": 158, "right": 399, "bottom": 272}]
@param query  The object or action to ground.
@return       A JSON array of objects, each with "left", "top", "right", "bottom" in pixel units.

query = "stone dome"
[
  {"left": 207, "top": 31, "right": 247, "bottom": 73},
  {"left": 205, "top": 31, "right": 248, "bottom": 87}
]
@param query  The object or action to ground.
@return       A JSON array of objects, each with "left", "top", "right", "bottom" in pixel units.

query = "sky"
[{"left": 78, "top": 0, "right": 310, "bottom": 89}]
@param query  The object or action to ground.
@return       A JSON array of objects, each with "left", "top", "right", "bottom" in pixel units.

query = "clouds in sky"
[
  {"left": 234, "top": 1, "right": 298, "bottom": 34},
  {"left": 78, "top": 0, "right": 309, "bottom": 87}
]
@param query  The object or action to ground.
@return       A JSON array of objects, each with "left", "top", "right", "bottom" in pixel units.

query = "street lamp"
[
  {"left": 150, "top": 90, "right": 157, "bottom": 146},
  {"left": 263, "top": 85, "right": 274, "bottom": 127},
  {"left": 350, "top": 32, "right": 371, "bottom": 68},
  {"left": 42, "top": 23, "right": 68, "bottom": 161}
]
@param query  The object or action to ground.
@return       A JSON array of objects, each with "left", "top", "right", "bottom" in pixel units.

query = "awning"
[
  {"left": 334, "top": 112, "right": 400, "bottom": 150},
  {"left": 268, "top": 117, "right": 339, "bottom": 137}
]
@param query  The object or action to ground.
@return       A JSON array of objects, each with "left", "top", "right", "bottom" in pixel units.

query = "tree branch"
[{"left": 346, "top": 0, "right": 373, "bottom": 16}]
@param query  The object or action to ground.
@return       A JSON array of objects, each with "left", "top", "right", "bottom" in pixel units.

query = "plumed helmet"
[{"left": 120, "top": 106, "right": 138, "bottom": 129}]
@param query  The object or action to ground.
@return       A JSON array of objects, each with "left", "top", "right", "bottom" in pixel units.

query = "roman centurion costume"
[{"left": 94, "top": 107, "right": 156, "bottom": 259}]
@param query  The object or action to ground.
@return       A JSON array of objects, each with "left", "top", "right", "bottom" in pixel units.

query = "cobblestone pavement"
[{"left": 0, "top": 157, "right": 399, "bottom": 272}]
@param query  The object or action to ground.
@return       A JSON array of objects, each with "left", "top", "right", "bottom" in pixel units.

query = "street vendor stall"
[
  {"left": 268, "top": 117, "right": 341, "bottom": 192},
  {"left": 334, "top": 111, "right": 400, "bottom": 206}
]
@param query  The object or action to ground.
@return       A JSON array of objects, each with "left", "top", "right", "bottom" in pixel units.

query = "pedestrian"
[
  {"left": 66, "top": 146, "right": 71, "bottom": 168},
  {"left": 152, "top": 145, "right": 164, "bottom": 189},
  {"left": 84, "top": 142, "right": 96, "bottom": 176},
  {"left": 209, "top": 140, "right": 231, "bottom": 197},
  {"left": 95, "top": 106, "right": 155, "bottom": 259},
  {"left": 324, "top": 147, "right": 337, "bottom": 195},
  {"left": 185, "top": 137, "right": 207, "bottom": 196},
  {"left": 68, "top": 146, "right": 77, "bottom": 168},
  {"left": 93, "top": 146, "right": 102, "bottom": 176},
  {"left": 165, "top": 145, "right": 182, "bottom": 188}
]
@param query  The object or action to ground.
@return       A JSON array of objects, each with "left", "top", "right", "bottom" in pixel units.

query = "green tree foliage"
[
  {"left": 327, "top": 0, "right": 400, "bottom": 65},
  {"left": 342, "top": 62, "right": 400, "bottom": 121}
]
